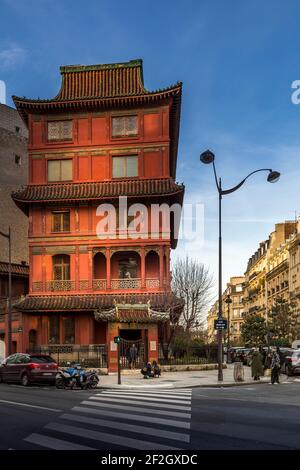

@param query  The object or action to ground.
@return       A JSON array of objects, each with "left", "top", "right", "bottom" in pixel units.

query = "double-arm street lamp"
[
  {"left": 200, "top": 150, "right": 280, "bottom": 381},
  {"left": 0, "top": 227, "right": 12, "bottom": 356}
]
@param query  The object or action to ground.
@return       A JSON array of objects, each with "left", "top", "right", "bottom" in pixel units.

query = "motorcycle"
[{"left": 55, "top": 363, "right": 99, "bottom": 389}]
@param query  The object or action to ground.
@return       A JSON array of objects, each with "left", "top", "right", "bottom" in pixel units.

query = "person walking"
[
  {"left": 259, "top": 346, "right": 267, "bottom": 369},
  {"left": 271, "top": 350, "right": 281, "bottom": 384},
  {"left": 129, "top": 343, "right": 138, "bottom": 369},
  {"left": 251, "top": 350, "right": 264, "bottom": 380}
]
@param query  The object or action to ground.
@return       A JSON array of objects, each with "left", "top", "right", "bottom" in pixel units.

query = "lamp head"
[
  {"left": 267, "top": 170, "right": 280, "bottom": 183},
  {"left": 200, "top": 149, "right": 215, "bottom": 164}
]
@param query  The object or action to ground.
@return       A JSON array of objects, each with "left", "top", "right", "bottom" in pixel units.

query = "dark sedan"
[
  {"left": 282, "top": 350, "right": 300, "bottom": 376},
  {"left": 0, "top": 353, "right": 58, "bottom": 386}
]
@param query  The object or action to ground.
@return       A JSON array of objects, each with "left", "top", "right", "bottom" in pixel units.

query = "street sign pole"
[
  {"left": 114, "top": 336, "right": 121, "bottom": 385},
  {"left": 117, "top": 341, "right": 121, "bottom": 385}
]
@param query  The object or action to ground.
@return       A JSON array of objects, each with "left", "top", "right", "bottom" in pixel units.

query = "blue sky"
[{"left": 1, "top": 0, "right": 300, "bottom": 297}]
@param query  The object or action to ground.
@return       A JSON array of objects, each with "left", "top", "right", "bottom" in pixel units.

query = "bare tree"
[{"left": 171, "top": 256, "right": 214, "bottom": 332}]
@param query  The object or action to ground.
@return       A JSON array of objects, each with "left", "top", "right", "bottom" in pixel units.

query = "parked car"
[
  {"left": 0, "top": 353, "right": 58, "bottom": 386},
  {"left": 228, "top": 347, "right": 245, "bottom": 363},
  {"left": 281, "top": 349, "right": 300, "bottom": 376},
  {"left": 236, "top": 348, "right": 252, "bottom": 365}
]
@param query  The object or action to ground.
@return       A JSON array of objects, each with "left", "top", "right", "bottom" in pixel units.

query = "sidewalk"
[{"left": 98, "top": 364, "right": 271, "bottom": 389}]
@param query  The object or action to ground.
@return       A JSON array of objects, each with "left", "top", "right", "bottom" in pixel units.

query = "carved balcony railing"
[
  {"left": 32, "top": 281, "right": 43, "bottom": 292},
  {"left": 111, "top": 278, "right": 141, "bottom": 289},
  {"left": 79, "top": 280, "right": 89, "bottom": 290},
  {"left": 46, "top": 280, "right": 75, "bottom": 292},
  {"left": 145, "top": 278, "right": 160, "bottom": 289},
  {"left": 93, "top": 279, "right": 107, "bottom": 290}
]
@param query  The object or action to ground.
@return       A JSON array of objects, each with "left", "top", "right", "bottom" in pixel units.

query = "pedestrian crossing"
[{"left": 22, "top": 388, "right": 193, "bottom": 450}]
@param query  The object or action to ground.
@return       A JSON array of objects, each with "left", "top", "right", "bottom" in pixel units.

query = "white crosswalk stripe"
[
  {"left": 22, "top": 388, "right": 192, "bottom": 450},
  {"left": 88, "top": 396, "right": 191, "bottom": 410}
]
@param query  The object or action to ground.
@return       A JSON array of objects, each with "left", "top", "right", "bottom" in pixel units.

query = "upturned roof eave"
[{"left": 12, "top": 83, "right": 182, "bottom": 109}]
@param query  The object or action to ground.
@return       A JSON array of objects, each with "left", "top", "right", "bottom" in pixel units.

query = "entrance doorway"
[
  {"left": 119, "top": 329, "right": 142, "bottom": 341},
  {"left": 119, "top": 329, "right": 148, "bottom": 369},
  {"left": 29, "top": 329, "right": 38, "bottom": 352}
]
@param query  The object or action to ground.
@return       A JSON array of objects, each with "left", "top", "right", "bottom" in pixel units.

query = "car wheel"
[{"left": 21, "top": 373, "right": 30, "bottom": 386}]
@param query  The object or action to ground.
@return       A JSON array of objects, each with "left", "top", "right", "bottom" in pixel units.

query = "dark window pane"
[
  {"left": 52, "top": 212, "right": 70, "bottom": 232},
  {"left": 53, "top": 255, "right": 70, "bottom": 280},
  {"left": 63, "top": 317, "right": 75, "bottom": 344},
  {"left": 118, "top": 258, "right": 138, "bottom": 279},
  {"left": 49, "top": 316, "right": 60, "bottom": 344}
]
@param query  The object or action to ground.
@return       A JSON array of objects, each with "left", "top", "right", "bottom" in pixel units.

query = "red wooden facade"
[{"left": 11, "top": 60, "right": 184, "bottom": 371}]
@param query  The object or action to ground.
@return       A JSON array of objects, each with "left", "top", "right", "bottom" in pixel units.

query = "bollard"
[{"left": 233, "top": 361, "right": 244, "bottom": 382}]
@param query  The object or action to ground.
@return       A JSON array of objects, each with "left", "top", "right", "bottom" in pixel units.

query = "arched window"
[{"left": 53, "top": 254, "right": 70, "bottom": 280}]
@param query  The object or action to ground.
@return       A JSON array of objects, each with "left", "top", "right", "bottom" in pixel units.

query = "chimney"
[{"left": 0, "top": 80, "right": 6, "bottom": 105}]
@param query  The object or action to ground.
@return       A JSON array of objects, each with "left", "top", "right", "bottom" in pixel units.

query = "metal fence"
[
  {"left": 158, "top": 344, "right": 218, "bottom": 365},
  {"left": 29, "top": 344, "right": 108, "bottom": 368}
]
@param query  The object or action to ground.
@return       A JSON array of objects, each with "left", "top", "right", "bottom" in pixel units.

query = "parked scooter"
[{"left": 55, "top": 363, "right": 99, "bottom": 389}]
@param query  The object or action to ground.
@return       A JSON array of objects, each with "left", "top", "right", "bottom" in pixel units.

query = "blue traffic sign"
[{"left": 214, "top": 319, "right": 227, "bottom": 330}]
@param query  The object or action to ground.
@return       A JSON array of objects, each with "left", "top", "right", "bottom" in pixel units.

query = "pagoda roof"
[
  {"left": 0, "top": 261, "right": 29, "bottom": 277},
  {"left": 12, "top": 59, "right": 182, "bottom": 178},
  {"left": 11, "top": 178, "right": 184, "bottom": 206},
  {"left": 12, "top": 59, "right": 181, "bottom": 107},
  {"left": 14, "top": 292, "right": 184, "bottom": 323}
]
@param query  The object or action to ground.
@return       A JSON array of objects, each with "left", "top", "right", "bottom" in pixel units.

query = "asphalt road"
[{"left": 0, "top": 379, "right": 299, "bottom": 450}]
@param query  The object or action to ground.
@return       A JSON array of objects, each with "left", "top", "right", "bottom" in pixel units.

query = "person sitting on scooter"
[{"left": 152, "top": 360, "right": 161, "bottom": 377}]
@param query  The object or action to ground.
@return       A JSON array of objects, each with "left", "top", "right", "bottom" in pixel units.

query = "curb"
[{"left": 97, "top": 379, "right": 270, "bottom": 390}]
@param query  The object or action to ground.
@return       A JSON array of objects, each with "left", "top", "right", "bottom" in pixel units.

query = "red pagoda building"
[{"left": 12, "top": 59, "right": 184, "bottom": 371}]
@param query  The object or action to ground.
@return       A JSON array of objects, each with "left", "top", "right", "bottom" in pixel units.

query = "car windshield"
[
  {"left": 293, "top": 352, "right": 300, "bottom": 359},
  {"left": 29, "top": 355, "right": 56, "bottom": 363}
]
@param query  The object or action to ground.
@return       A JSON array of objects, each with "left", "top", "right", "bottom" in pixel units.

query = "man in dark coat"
[
  {"left": 129, "top": 344, "right": 138, "bottom": 369},
  {"left": 251, "top": 350, "right": 264, "bottom": 380},
  {"left": 271, "top": 350, "right": 281, "bottom": 384}
]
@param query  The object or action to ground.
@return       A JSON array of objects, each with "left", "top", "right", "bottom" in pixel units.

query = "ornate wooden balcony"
[
  {"left": 111, "top": 278, "right": 142, "bottom": 289},
  {"left": 146, "top": 278, "right": 160, "bottom": 289},
  {"left": 93, "top": 279, "right": 107, "bottom": 290},
  {"left": 32, "top": 277, "right": 162, "bottom": 293},
  {"left": 46, "top": 280, "right": 75, "bottom": 292}
]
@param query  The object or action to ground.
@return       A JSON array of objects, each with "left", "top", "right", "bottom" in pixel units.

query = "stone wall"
[{"left": 0, "top": 104, "right": 28, "bottom": 264}]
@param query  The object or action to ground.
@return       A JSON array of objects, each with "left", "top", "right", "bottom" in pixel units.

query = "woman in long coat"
[{"left": 251, "top": 350, "right": 264, "bottom": 380}]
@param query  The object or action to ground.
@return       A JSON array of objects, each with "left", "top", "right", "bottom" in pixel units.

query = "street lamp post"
[
  {"left": 200, "top": 150, "right": 280, "bottom": 381},
  {"left": 225, "top": 294, "right": 232, "bottom": 357},
  {"left": 0, "top": 227, "right": 12, "bottom": 356}
]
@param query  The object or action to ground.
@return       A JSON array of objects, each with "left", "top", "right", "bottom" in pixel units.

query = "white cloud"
[{"left": 0, "top": 45, "right": 27, "bottom": 69}]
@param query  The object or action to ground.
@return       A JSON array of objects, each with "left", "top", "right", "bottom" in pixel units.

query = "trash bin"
[{"left": 233, "top": 361, "right": 244, "bottom": 382}]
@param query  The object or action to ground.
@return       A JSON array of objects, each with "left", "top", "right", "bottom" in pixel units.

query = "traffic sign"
[
  {"left": 214, "top": 319, "right": 227, "bottom": 330},
  {"left": 114, "top": 336, "right": 121, "bottom": 344}
]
